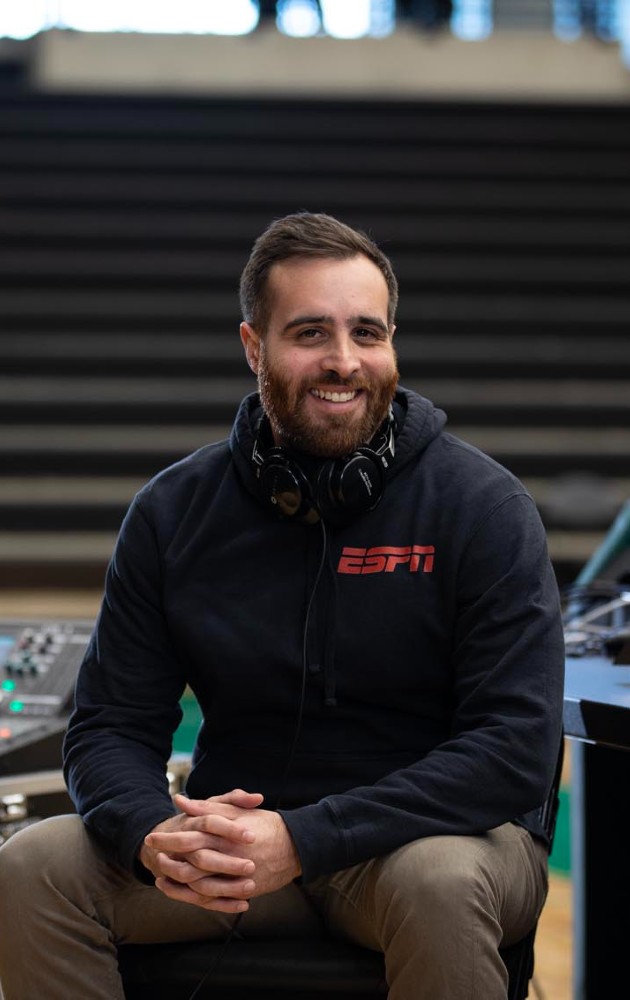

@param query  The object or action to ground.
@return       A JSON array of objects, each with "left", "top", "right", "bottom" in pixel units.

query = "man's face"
[{"left": 240, "top": 255, "right": 398, "bottom": 458}]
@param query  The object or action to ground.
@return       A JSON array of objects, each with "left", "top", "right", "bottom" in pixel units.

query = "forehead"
[{"left": 265, "top": 255, "right": 389, "bottom": 321}]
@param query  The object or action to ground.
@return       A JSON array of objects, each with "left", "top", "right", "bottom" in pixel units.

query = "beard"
[{"left": 257, "top": 349, "right": 399, "bottom": 459}]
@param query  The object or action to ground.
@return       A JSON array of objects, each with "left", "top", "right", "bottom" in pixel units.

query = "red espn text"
[{"left": 337, "top": 545, "right": 435, "bottom": 575}]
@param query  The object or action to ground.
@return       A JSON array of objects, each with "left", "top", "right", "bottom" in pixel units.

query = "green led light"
[
  {"left": 8, "top": 700, "right": 24, "bottom": 713},
  {"left": 1, "top": 679, "right": 16, "bottom": 691}
]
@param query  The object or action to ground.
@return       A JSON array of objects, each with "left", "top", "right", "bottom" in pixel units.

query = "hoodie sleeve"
[
  {"left": 280, "top": 492, "right": 565, "bottom": 883},
  {"left": 63, "top": 495, "right": 185, "bottom": 876}
]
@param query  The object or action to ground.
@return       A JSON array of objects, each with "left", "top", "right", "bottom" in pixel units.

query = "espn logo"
[{"left": 337, "top": 545, "right": 435, "bottom": 575}]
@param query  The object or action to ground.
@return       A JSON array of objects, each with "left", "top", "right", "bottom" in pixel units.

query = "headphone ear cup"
[
  {"left": 317, "top": 450, "right": 385, "bottom": 521},
  {"left": 252, "top": 408, "right": 394, "bottom": 524},
  {"left": 258, "top": 450, "right": 319, "bottom": 523}
]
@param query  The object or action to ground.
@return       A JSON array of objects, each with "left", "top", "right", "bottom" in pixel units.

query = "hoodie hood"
[{"left": 229, "top": 386, "right": 447, "bottom": 517}]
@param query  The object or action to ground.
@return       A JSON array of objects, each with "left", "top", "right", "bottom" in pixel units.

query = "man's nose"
[{"left": 320, "top": 336, "right": 360, "bottom": 378}]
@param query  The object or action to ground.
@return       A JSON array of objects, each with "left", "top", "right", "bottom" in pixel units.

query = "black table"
[{"left": 563, "top": 655, "right": 630, "bottom": 999}]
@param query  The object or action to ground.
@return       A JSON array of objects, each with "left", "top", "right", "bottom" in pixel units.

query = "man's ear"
[{"left": 240, "top": 322, "right": 261, "bottom": 375}]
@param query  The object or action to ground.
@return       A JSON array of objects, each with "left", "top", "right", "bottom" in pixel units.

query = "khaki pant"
[{"left": 0, "top": 815, "right": 547, "bottom": 1000}]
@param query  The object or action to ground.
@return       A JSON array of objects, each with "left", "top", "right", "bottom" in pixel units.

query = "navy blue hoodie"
[{"left": 63, "top": 388, "right": 565, "bottom": 883}]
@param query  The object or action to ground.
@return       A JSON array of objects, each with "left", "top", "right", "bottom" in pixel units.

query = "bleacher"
[{"left": 1, "top": 91, "right": 629, "bottom": 588}]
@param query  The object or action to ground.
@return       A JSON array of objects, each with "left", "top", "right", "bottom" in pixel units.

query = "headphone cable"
[
  {"left": 186, "top": 518, "right": 328, "bottom": 1000},
  {"left": 275, "top": 517, "right": 327, "bottom": 809}
]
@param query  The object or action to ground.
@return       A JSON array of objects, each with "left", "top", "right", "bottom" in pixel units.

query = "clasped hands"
[{"left": 139, "top": 789, "right": 302, "bottom": 913}]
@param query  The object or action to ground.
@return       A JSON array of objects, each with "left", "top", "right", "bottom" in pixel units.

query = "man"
[{"left": 0, "top": 213, "right": 564, "bottom": 999}]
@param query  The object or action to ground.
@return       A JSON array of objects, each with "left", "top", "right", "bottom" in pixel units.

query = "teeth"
[{"left": 312, "top": 389, "right": 357, "bottom": 402}]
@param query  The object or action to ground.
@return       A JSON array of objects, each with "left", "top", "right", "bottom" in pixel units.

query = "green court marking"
[{"left": 549, "top": 787, "right": 571, "bottom": 875}]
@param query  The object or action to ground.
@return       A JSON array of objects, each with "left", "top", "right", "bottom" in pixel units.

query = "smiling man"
[{"left": 0, "top": 213, "right": 565, "bottom": 1000}]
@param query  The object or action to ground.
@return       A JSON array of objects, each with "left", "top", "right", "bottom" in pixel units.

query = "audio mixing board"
[{"left": 0, "top": 618, "right": 93, "bottom": 775}]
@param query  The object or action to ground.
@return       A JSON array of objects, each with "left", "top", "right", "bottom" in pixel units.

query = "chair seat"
[
  {"left": 119, "top": 937, "right": 387, "bottom": 999},
  {"left": 119, "top": 931, "right": 533, "bottom": 1000}
]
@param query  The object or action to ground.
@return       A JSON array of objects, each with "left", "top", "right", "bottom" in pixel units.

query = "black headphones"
[{"left": 252, "top": 408, "right": 396, "bottom": 525}]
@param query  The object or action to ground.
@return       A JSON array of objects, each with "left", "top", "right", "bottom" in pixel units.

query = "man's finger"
[
  {"left": 146, "top": 820, "right": 254, "bottom": 855},
  {"left": 208, "top": 789, "right": 264, "bottom": 808},
  {"left": 155, "top": 851, "right": 255, "bottom": 883},
  {"left": 175, "top": 790, "right": 263, "bottom": 812},
  {"left": 155, "top": 876, "right": 254, "bottom": 913}
]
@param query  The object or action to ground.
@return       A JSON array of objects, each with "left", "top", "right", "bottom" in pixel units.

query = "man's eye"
[
  {"left": 298, "top": 328, "right": 322, "bottom": 339},
  {"left": 355, "top": 328, "right": 379, "bottom": 339}
]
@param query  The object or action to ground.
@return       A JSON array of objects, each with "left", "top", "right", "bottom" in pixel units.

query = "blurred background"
[
  {"left": 0, "top": 0, "right": 628, "bottom": 591},
  {"left": 1, "top": 5, "right": 629, "bottom": 996}
]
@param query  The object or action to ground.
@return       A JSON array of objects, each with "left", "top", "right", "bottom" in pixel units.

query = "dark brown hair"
[{"left": 239, "top": 212, "right": 398, "bottom": 332}]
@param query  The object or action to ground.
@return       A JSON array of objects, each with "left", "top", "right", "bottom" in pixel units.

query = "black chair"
[
  {"left": 119, "top": 930, "right": 541, "bottom": 1000},
  {"left": 119, "top": 743, "right": 564, "bottom": 1000}
]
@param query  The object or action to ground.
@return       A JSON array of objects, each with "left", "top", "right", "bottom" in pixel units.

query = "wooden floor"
[
  {"left": 1, "top": 589, "right": 574, "bottom": 1000},
  {"left": 535, "top": 874, "right": 572, "bottom": 1000}
]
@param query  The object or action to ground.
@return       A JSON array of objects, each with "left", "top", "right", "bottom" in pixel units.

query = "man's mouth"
[{"left": 310, "top": 388, "right": 360, "bottom": 403}]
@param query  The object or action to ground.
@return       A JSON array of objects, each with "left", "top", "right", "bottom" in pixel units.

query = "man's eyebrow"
[
  {"left": 283, "top": 315, "right": 331, "bottom": 332},
  {"left": 283, "top": 314, "right": 389, "bottom": 333},
  {"left": 354, "top": 315, "right": 389, "bottom": 333}
]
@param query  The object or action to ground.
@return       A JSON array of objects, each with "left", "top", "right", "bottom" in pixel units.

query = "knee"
[
  {"left": 375, "top": 835, "right": 496, "bottom": 923},
  {"left": 0, "top": 815, "right": 85, "bottom": 902}
]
